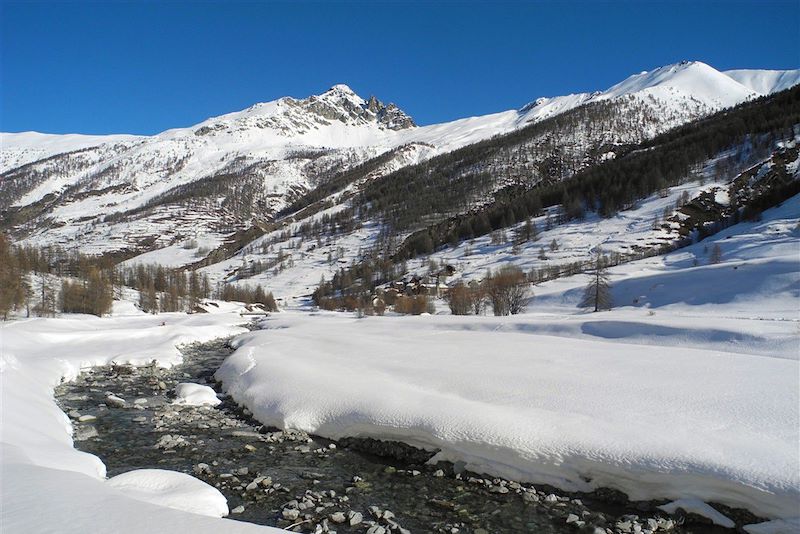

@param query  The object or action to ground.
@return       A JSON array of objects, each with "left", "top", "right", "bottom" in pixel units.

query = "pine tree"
[{"left": 35, "top": 273, "right": 56, "bottom": 317}]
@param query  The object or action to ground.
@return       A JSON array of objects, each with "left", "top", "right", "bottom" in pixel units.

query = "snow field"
[
  {"left": 0, "top": 309, "right": 282, "bottom": 533},
  {"left": 212, "top": 197, "right": 800, "bottom": 522},
  {"left": 215, "top": 306, "right": 799, "bottom": 520},
  {"left": 106, "top": 469, "right": 229, "bottom": 517}
]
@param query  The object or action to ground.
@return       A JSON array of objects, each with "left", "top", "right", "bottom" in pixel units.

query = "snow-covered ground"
[
  {"left": 214, "top": 197, "right": 800, "bottom": 522},
  {"left": 1, "top": 198, "right": 797, "bottom": 531},
  {"left": 216, "top": 307, "right": 798, "bottom": 520},
  {"left": 0, "top": 307, "right": 282, "bottom": 533}
]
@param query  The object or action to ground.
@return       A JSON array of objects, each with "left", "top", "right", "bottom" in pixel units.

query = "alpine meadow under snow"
[{"left": 1, "top": 59, "right": 799, "bottom": 534}]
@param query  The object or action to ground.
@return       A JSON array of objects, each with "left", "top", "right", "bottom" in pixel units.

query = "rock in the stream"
[
  {"left": 154, "top": 434, "right": 189, "bottom": 450},
  {"left": 106, "top": 394, "right": 126, "bottom": 408},
  {"left": 193, "top": 463, "right": 212, "bottom": 476},
  {"left": 74, "top": 425, "right": 99, "bottom": 441},
  {"left": 348, "top": 511, "right": 363, "bottom": 526},
  {"left": 282, "top": 508, "right": 300, "bottom": 521}
]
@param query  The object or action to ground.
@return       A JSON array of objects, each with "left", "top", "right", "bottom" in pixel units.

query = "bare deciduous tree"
[
  {"left": 580, "top": 250, "right": 612, "bottom": 312},
  {"left": 484, "top": 265, "right": 530, "bottom": 316},
  {"left": 709, "top": 244, "right": 722, "bottom": 264}
]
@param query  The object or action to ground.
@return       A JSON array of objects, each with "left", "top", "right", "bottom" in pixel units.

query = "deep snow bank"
[
  {"left": 216, "top": 311, "right": 799, "bottom": 520},
  {"left": 107, "top": 469, "right": 229, "bottom": 517},
  {"left": 173, "top": 382, "right": 222, "bottom": 406},
  {"left": 0, "top": 311, "right": 278, "bottom": 533}
]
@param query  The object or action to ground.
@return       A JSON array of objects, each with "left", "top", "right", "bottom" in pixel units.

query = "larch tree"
[
  {"left": 580, "top": 250, "right": 612, "bottom": 312},
  {"left": 709, "top": 244, "right": 722, "bottom": 264}
]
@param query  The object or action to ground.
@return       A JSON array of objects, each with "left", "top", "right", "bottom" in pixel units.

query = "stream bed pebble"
[{"left": 54, "top": 336, "right": 756, "bottom": 533}]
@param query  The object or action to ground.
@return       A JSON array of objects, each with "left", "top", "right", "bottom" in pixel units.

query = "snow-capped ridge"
[
  {"left": 723, "top": 68, "right": 800, "bottom": 95},
  {"left": 324, "top": 83, "right": 359, "bottom": 97},
  {"left": 515, "top": 61, "right": 798, "bottom": 128},
  {"left": 598, "top": 60, "right": 755, "bottom": 108},
  {"left": 185, "top": 83, "right": 415, "bottom": 140},
  {"left": 3, "top": 60, "right": 797, "bottom": 258},
  {"left": 517, "top": 62, "right": 735, "bottom": 125}
]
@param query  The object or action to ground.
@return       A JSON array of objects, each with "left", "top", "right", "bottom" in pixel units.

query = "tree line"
[{"left": 0, "top": 236, "right": 278, "bottom": 320}]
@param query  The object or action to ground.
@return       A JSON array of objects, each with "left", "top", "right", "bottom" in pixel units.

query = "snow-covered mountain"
[
  {"left": 724, "top": 68, "right": 800, "bottom": 94},
  {"left": 1, "top": 61, "right": 797, "bottom": 261}
]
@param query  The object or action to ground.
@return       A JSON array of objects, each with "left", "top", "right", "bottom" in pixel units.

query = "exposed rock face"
[
  {"left": 375, "top": 102, "right": 416, "bottom": 130},
  {"left": 293, "top": 84, "right": 415, "bottom": 131}
]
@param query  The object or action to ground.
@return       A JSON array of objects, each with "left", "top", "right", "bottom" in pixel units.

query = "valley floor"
[
  {"left": 1, "top": 199, "right": 798, "bottom": 533},
  {"left": 218, "top": 305, "right": 798, "bottom": 522}
]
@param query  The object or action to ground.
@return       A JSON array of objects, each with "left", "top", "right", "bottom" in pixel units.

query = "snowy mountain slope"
[
  {"left": 724, "top": 68, "right": 800, "bottom": 95},
  {"left": 511, "top": 61, "right": 796, "bottom": 131},
  {"left": 2, "top": 85, "right": 416, "bottom": 214},
  {"left": 0, "top": 131, "right": 143, "bottom": 174},
  {"left": 199, "top": 93, "right": 799, "bottom": 305},
  {"left": 399, "top": 143, "right": 800, "bottom": 309},
  {"left": 599, "top": 61, "right": 755, "bottom": 108},
  {"left": 2, "top": 61, "right": 798, "bottom": 263},
  {"left": 198, "top": 145, "right": 799, "bottom": 304}
]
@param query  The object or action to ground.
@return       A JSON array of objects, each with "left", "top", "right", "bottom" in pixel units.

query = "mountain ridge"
[
  {"left": 4, "top": 61, "right": 797, "bottom": 143},
  {"left": 1, "top": 61, "right": 798, "bottom": 268}
]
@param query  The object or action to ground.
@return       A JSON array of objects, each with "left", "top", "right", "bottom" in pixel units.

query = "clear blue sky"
[{"left": 1, "top": 0, "right": 798, "bottom": 135}]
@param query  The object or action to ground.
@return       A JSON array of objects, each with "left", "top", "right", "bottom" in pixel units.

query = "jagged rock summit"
[{"left": 193, "top": 84, "right": 414, "bottom": 139}]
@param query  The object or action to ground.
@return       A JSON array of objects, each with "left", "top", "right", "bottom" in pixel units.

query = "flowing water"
[{"left": 54, "top": 335, "right": 749, "bottom": 534}]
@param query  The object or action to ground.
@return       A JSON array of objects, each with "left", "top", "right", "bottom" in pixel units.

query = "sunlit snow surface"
[
  {"left": 173, "top": 382, "right": 222, "bottom": 407},
  {"left": 0, "top": 309, "right": 282, "bottom": 533},
  {"left": 1, "top": 62, "right": 799, "bottom": 532},
  {"left": 107, "top": 469, "right": 228, "bottom": 517},
  {"left": 215, "top": 198, "right": 799, "bottom": 520},
  {"left": 1, "top": 196, "right": 798, "bottom": 531}
]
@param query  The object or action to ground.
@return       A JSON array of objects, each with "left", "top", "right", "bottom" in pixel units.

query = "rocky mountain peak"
[{"left": 300, "top": 85, "right": 414, "bottom": 130}]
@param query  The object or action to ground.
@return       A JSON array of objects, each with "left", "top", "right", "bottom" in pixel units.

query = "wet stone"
[{"left": 54, "top": 335, "right": 738, "bottom": 534}]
